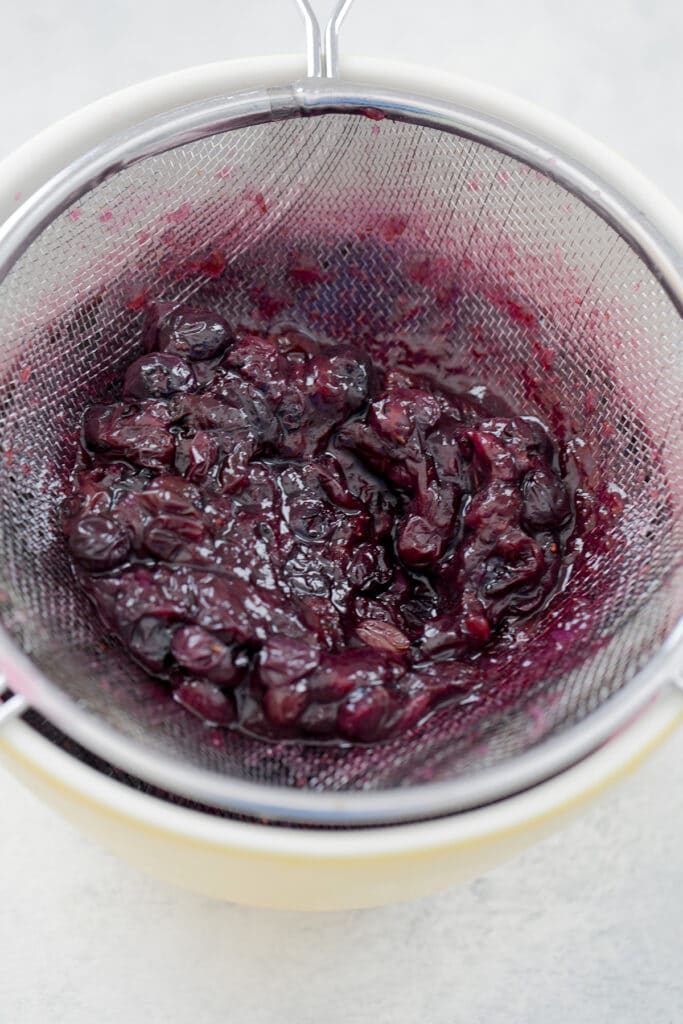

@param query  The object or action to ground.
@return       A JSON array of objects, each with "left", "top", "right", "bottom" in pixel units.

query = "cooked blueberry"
[
  {"left": 174, "top": 431, "right": 219, "bottom": 482},
  {"left": 257, "top": 636, "right": 320, "bottom": 688},
  {"left": 82, "top": 401, "right": 175, "bottom": 467},
  {"left": 305, "top": 650, "right": 396, "bottom": 703},
  {"left": 288, "top": 498, "right": 336, "bottom": 542},
  {"left": 144, "top": 514, "right": 205, "bottom": 561},
  {"left": 173, "top": 678, "right": 237, "bottom": 725},
  {"left": 171, "top": 625, "right": 240, "bottom": 685},
  {"left": 123, "top": 353, "right": 195, "bottom": 399},
  {"left": 389, "top": 678, "right": 432, "bottom": 733},
  {"left": 522, "top": 467, "right": 571, "bottom": 528},
  {"left": 128, "top": 615, "right": 174, "bottom": 672},
  {"left": 397, "top": 514, "right": 446, "bottom": 567},
  {"left": 369, "top": 388, "right": 440, "bottom": 443},
  {"left": 483, "top": 534, "right": 544, "bottom": 595},
  {"left": 337, "top": 684, "right": 391, "bottom": 742},
  {"left": 263, "top": 682, "right": 309, "bottom": 726},
  {"left": 157, "top": 306, "right": 233, "bottom": 360},
  {"left": 68, "top": 514, "right": 131, "bottom": 571},
  {"left": 277, "top": 390, "right": 308, "bottom": 432},
  {"left": 298, "top": 701, "right": 339, "bottom": 736},
  {"left": 313, "top": 351, "right": 370, "bottom": 409},
  {"left": 347, "top": 543, "right": 392, "bottom": 591}
]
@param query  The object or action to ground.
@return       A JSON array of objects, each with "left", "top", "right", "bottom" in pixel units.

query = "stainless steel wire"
[{"left": 0, "top": 3, "right": 680, "bottom": 825}]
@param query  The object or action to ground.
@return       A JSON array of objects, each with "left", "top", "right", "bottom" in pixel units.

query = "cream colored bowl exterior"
[
  {"left": 2, "top": 696, "right": 681, "bottom": 911},
  {"left": 1, "top": 56, "right": 682, "bottom": 911}
]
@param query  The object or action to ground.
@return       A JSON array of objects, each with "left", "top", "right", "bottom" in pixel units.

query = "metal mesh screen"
[{"left": 0, "top": 113, "right": 681, "bottom": 801}]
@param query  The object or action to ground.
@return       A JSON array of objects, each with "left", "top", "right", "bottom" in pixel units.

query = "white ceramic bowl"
[{"left": 1, "top": 56, "right": 682, "bottom": 911}]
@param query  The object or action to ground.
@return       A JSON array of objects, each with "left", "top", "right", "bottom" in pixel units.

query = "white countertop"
[{"left": 1, "top": 1, "right": 682, "bottom": 1021}]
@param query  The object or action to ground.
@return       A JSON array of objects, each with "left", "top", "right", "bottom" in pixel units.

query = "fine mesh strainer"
[{"left": 0, "top": 0, "right": 681, "bottom": 828}]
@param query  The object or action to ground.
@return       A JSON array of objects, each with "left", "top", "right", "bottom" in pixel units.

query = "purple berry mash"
[{"left": 63, "top": 302, "right": 574, "bottom": 743}]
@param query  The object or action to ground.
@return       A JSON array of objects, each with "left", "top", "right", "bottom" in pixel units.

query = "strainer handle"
[
  {"left": 295, "top": 0, "right": 355, "bottom": 78},
  {"left": 0, "top": 677, "right": 28, "bottom": 727}
]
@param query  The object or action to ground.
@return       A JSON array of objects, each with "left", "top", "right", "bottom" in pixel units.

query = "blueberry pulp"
[{"left": 63, "top": 301, "right": 574, "bottom": 743}]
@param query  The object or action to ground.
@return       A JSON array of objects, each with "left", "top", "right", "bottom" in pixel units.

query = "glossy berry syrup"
[{"left": 63, "top": 302, "right": 575, "bottom": 743}]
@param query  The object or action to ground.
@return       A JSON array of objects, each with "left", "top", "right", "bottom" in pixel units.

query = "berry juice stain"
[{"left": 62, "top": 294, "right": 583, "bottom": 745}]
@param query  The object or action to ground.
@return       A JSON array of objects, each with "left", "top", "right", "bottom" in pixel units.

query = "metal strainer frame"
[{"left": 0, "top": 0, "right": 681, "bottom": 826}]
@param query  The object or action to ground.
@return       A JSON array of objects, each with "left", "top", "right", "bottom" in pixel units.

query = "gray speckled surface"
[
  {"left": 2, "top": 737, "right": 683, "bottom": 1023},
  {"left": 1, "top": 2, "right": 682, "bottom": 1020}
]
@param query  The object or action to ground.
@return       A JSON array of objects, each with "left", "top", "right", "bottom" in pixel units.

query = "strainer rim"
[{"left": 0, "top": 78, "right": 681, "bottom": 825}]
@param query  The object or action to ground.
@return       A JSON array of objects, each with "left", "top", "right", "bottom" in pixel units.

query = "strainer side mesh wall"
[{"left": 0, "top": 114, "right": 680, "bottom": 791}]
